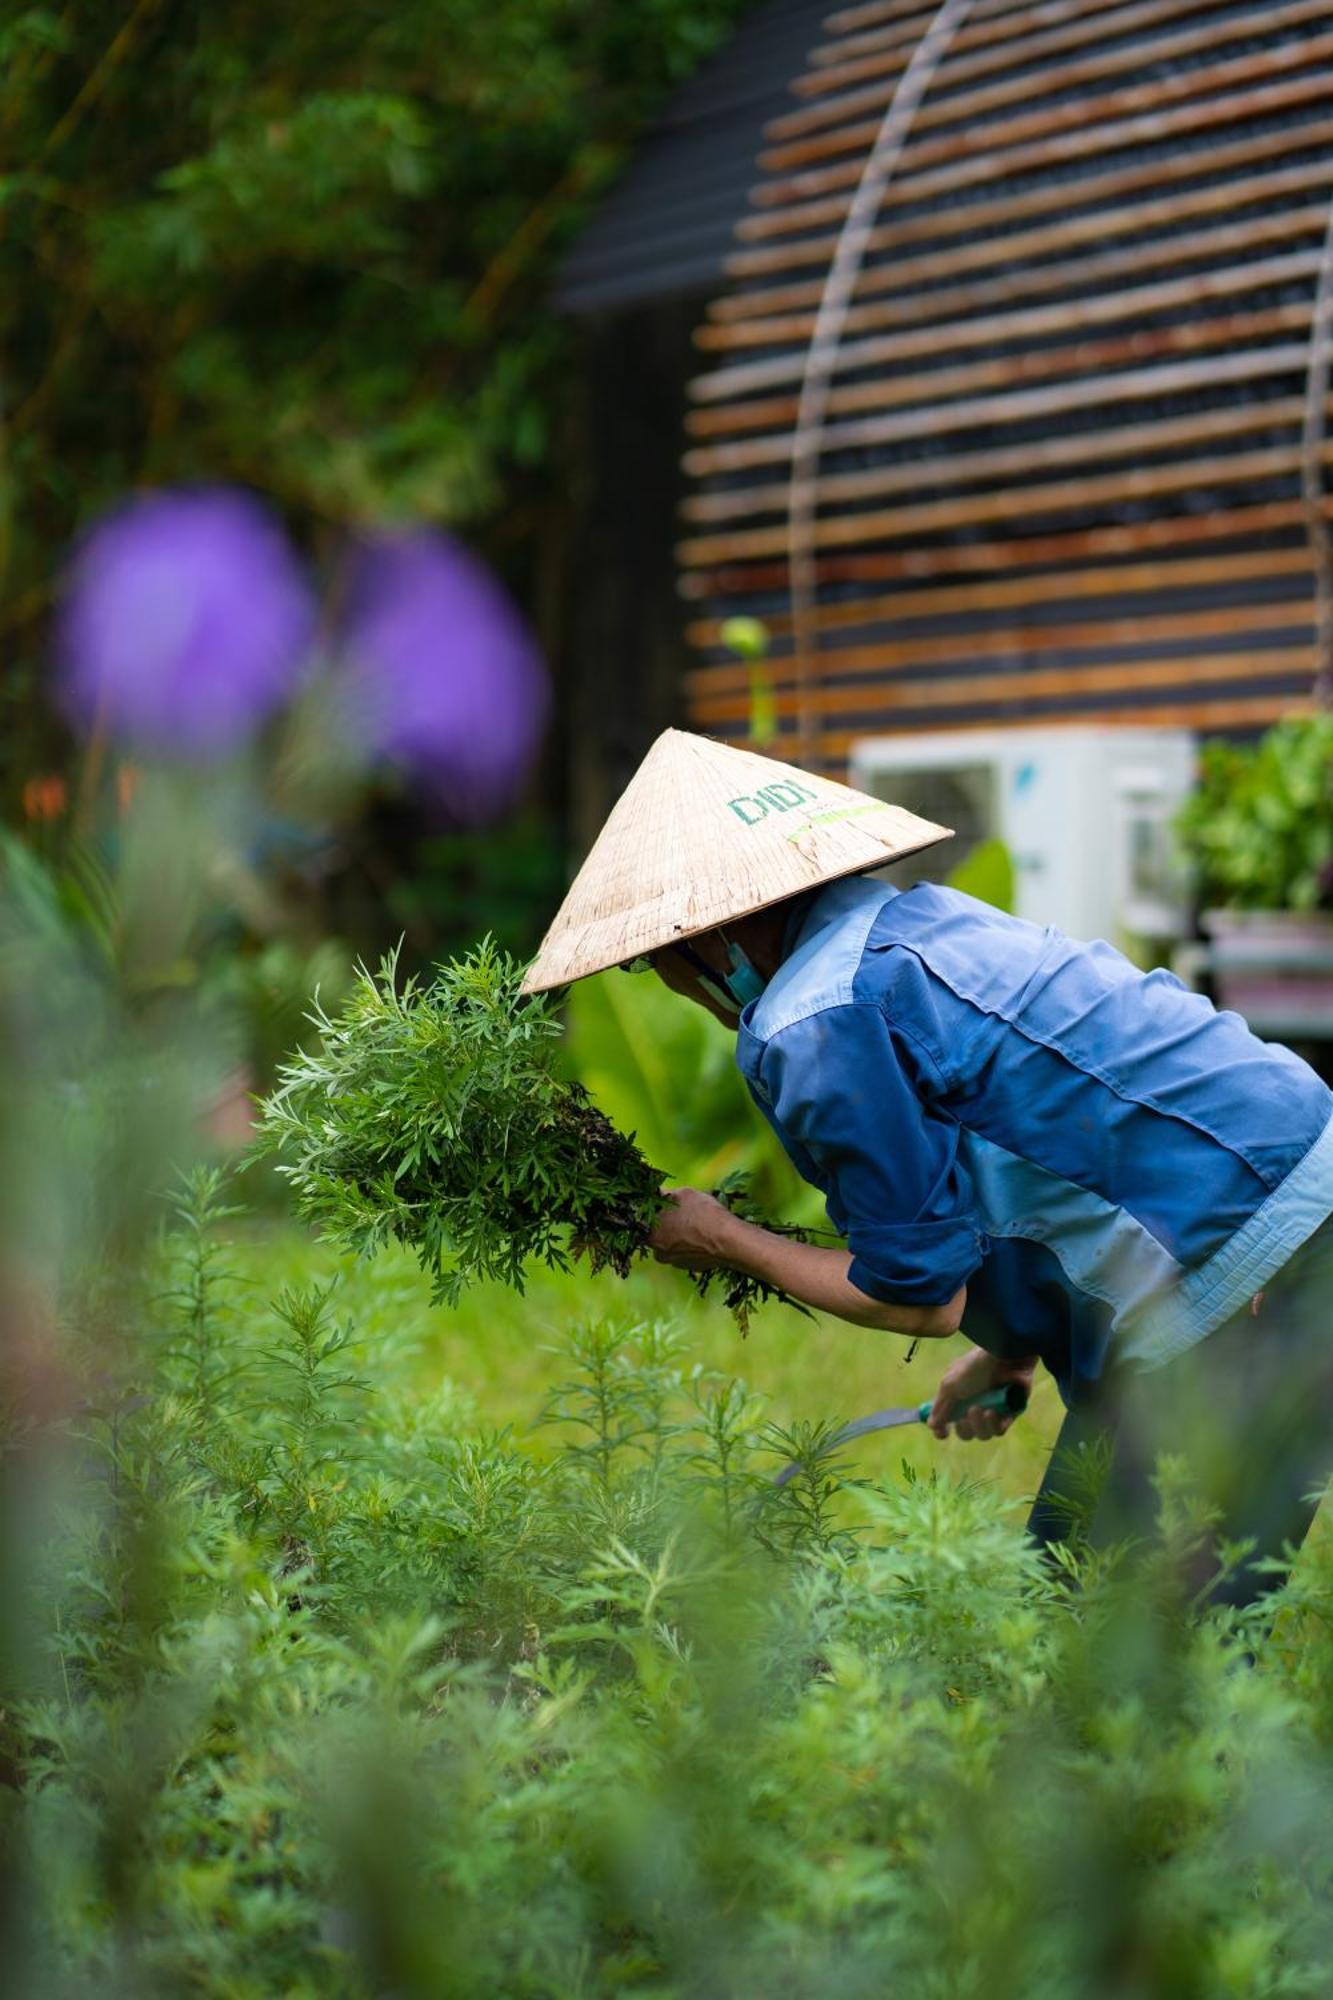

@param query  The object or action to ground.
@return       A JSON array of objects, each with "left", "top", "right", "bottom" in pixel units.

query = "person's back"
[{"left": 738, "top": 876, "right": 1333, "bottom": 1393}]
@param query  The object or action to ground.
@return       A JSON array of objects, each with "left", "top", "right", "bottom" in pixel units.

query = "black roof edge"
[{"left": 554, "top": 0, "right": 830, "bottom": 318}]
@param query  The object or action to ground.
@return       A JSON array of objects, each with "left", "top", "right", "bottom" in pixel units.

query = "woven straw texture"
[{"left": 521, "top": 728, "right": 950, "bottom": 992}]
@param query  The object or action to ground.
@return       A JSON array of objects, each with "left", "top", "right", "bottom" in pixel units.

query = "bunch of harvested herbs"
[{"left": 255, "top": 940, "right": 809, "bottom": 1330}]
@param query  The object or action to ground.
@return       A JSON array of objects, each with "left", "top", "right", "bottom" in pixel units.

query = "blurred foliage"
[
  {"left": 378, "top": 817, "right": 567, "bottom": 966},
  {"left": 5, "top": 1174, "right": 1333, "bottom": 1995},
  {"left": 565, "top": 967, "right": 819, "bottom": 1219},
  {"left": 6, "top": 721, "right": 1333, "bottom": 1995},
  {"left": 0, "top": 0, "right": 753, "bottom": 794},
  {"left": 205, "top": 934, "right": 356, "bottom": 1095},
  {"left": 1174, "top": 715, "right": 1333, "bottom": 912},
  {"left": 720, "top": 616, "right": 777, "bottom": 748},
  {"left": 0, "top": 787, "right": 354, "bottom": 1194},
  {"left": 945, "top": 835, "right": 1015, "bottom": 914}
]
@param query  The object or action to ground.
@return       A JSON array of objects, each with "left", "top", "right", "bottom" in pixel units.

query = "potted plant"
[{"left": 1173, "top": 715, "right": 1333, "bottom": 1042}]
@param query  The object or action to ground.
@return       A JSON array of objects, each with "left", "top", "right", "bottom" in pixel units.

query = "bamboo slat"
[
  {"left": 696, "top": 693, "right": 1317, "bottom": 771},
  {"left": 816, "top": 0, "right": 1155, "bottom": 64},
  {"left": 691, "top": 246, "right": 1325, "bottom": 405},
  {"left": 679, "top": 445, "right": 1333, "bottom": 568},
  {"left": 677, "top": 0, "right": 1333, "bottom": 747},
  {"left": 688, "top": 307, "right": 1316, "bottom": 445},
  {"left": 685, "top": 343, "right": 1316, "bottom": 479},
  {"left": 682, "top": 400, "right": 1319, "bottom": 528},
  {"left": 737, "top": 69, "right": 1333, "bottom": 247},
  {"left": 724, "top": 110, "right": 1333, "bottom": 286},
  {"left": 702, "top": 163, "right": 1333, "bottom": 351},
  {"left": 812, "top": 694, "right": 1313, "bottom": 758},
  {"left": 773, "top": 0, "right": 1322, "bottom": 157},
  {"left": 685, "top": 546, "right": 1317, "bottom": 650},
  {"left": 687, "top": 603, "right": 1317, "bottom": 706},
  {"left": 751, "top": 31, "right": 1333, "bottom": 217},
  {"left": 689, "top": 646, "right": 1316, "bottom": 730},
  {"left": 702, "top": 251, "right": 1322, "bottom": 375},
  {"left": 679, "top": 501, "right": 1320, "bottom": 599},
  {"left": 800, "top": 0, "right": 1242, "bottom": 101}
]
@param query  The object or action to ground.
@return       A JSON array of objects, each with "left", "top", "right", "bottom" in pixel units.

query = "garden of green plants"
[{"left": 5, "top": 7, "right": 1333, "bottom": 1998}]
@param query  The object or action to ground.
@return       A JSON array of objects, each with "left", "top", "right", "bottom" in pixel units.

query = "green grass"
[{"left": 229, "top": 1213, "right": 1064, "bottom": 1501}]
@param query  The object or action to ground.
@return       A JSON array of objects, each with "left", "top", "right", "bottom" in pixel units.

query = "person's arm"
[
  {"left": 648, "top": 1187, "right": 966, "bottom": 1337},
  {"left": 742, "top": 1002, "right": 985, "bottom": 1326}
]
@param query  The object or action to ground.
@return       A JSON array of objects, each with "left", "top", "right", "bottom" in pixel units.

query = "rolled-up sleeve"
[{"left": 749, "top": 1002, "right": 985, "bottom": 1306}]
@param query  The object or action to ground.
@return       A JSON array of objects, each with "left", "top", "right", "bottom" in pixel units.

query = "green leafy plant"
[
  {"left": 946, "top": 834, "right": 1016, "bottom": 913},
  {"left": 720, "top": 615, "right": 777, "bottom": 748},
  {"left": 255, "top": 938, "right": 810, "bottom": 1330},
  {"left": 2, "top": 0, "right": 756, "bottom": 799},
  {"left": 1174, "top": 714, "right": 1333, "bottom": 911},
  {"left": 13, "top": 1176, "right": 1333, "bottom": 2000}
]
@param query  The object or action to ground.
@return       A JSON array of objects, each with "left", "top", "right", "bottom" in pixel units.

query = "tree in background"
[{"left": 0, "top": 0, "right": 751, "bottom": 798}]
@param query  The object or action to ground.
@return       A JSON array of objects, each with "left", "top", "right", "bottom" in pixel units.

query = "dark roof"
[{"left": 554, "top": 0, "right": 827, "bottom": 317}]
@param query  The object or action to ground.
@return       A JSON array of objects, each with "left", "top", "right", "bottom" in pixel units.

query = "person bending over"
[{"left": 522, "top": 730, "right": 1333, "bottom": 1608}]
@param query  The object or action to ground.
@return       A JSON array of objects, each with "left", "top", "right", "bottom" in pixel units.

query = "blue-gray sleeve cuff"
[{"left": 847, "top": 1219, "right": 986, "bottom": 1307}]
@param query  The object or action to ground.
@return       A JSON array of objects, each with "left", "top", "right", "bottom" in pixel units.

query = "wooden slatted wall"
[{"left": 677, "top": 0, "right": 1333, "bottom": 774}]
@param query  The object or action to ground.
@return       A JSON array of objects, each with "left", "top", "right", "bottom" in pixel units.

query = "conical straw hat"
[{"left": 521, "top": 729, "right": 952, "bottom": 993}]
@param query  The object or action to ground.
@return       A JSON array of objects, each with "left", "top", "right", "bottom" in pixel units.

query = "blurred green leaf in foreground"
[{"left": 4, "top": 1169, "right": 1333, "bottom": 1998}]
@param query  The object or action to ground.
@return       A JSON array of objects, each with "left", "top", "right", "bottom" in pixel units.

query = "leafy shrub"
[
  {"left": 255, "top": 939, "right": 810, "bottom": 1330},
  {"left": 3, "top": 0, "right": 758, "bottom": 794},
  {"left": 6, "top": 1172, "right": 1333, "bottom": 1998},
  {"left": 1174, "top": 715, "right": 1333, "bottom": 912}
]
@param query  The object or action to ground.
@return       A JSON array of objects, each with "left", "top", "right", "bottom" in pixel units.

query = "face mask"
[
  {"left": 722, "top": 941, "right": 767, "bottom": 1009},
  {"left": 665, "top": 938, "right": 766, "bottom": 1019}
]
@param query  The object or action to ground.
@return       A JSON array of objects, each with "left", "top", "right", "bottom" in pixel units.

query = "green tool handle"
[{"left": 917, "top": 1382, "right": 1029, "bottom": 1424}]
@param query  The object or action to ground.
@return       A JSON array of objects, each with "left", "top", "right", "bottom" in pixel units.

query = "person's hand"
[
  {"left": 926, "top": 1345, "right": 1037, "bottom": 1442},
  {"left": 647, "top": 1187, "right": 739, "bottom": 1272}
]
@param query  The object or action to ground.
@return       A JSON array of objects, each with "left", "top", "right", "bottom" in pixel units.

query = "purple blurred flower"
[
  {"left": 57, "top": 488, "right": 316, "bottom": 758},
  {"left": 337, "top": 528, "right": 550, "bottom": 824}
]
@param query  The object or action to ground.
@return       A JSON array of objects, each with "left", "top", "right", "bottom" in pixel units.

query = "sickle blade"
[{"left": 772, "top": 1404, "right": 920, "bottom": 1489}]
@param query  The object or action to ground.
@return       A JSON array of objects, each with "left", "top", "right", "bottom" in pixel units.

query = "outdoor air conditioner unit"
[{"left": 848, "top": 726, "right": 1197, "bottom": 946}]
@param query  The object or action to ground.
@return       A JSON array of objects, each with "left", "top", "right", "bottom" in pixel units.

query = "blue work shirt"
[{"left": 736, "top": 878, "right": 1333, "bottom": 1401}]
